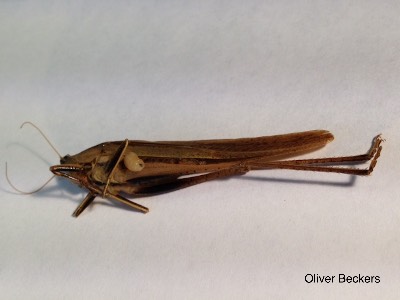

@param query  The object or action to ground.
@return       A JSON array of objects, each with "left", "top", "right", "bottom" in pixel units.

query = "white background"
[{"left": 1, "top": 1, "right": 400, "bottom": 299}]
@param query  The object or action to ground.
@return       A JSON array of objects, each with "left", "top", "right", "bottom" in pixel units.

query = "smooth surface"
[{"left": 1, "top": 1, "right": 399, "bottom": 299}]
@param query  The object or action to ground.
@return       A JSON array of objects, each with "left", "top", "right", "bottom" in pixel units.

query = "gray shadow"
[{"left": 235, "top": 174, "right": 357, "bottom": 187}]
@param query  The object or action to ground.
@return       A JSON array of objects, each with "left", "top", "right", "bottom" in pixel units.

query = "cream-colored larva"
[{"left": 124, "top": 152, "right": 145, "bottom": 172}]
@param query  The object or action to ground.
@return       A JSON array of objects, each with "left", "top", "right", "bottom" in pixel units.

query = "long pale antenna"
[
  {"left": 6, "top": 162, "right": 55, "bottom": 194},
  {"left": 20, "top": 121, "right": 62, "bottom": 158},
  {"left": 5, "top": 122, "right": 60, "bottom": 194}
]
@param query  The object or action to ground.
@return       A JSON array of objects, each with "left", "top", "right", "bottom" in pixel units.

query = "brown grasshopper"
[{"left": 44, "top": 127, "right": 382, "bottom": 217}]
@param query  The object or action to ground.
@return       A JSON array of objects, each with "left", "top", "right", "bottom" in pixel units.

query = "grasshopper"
[{"left": 46, "top": 128, "right": 382, "bottom": 217}]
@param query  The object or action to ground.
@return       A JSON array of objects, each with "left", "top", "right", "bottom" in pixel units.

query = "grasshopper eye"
[{"left": 124, "top": 152, "right": 145, "bottom": 172}]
